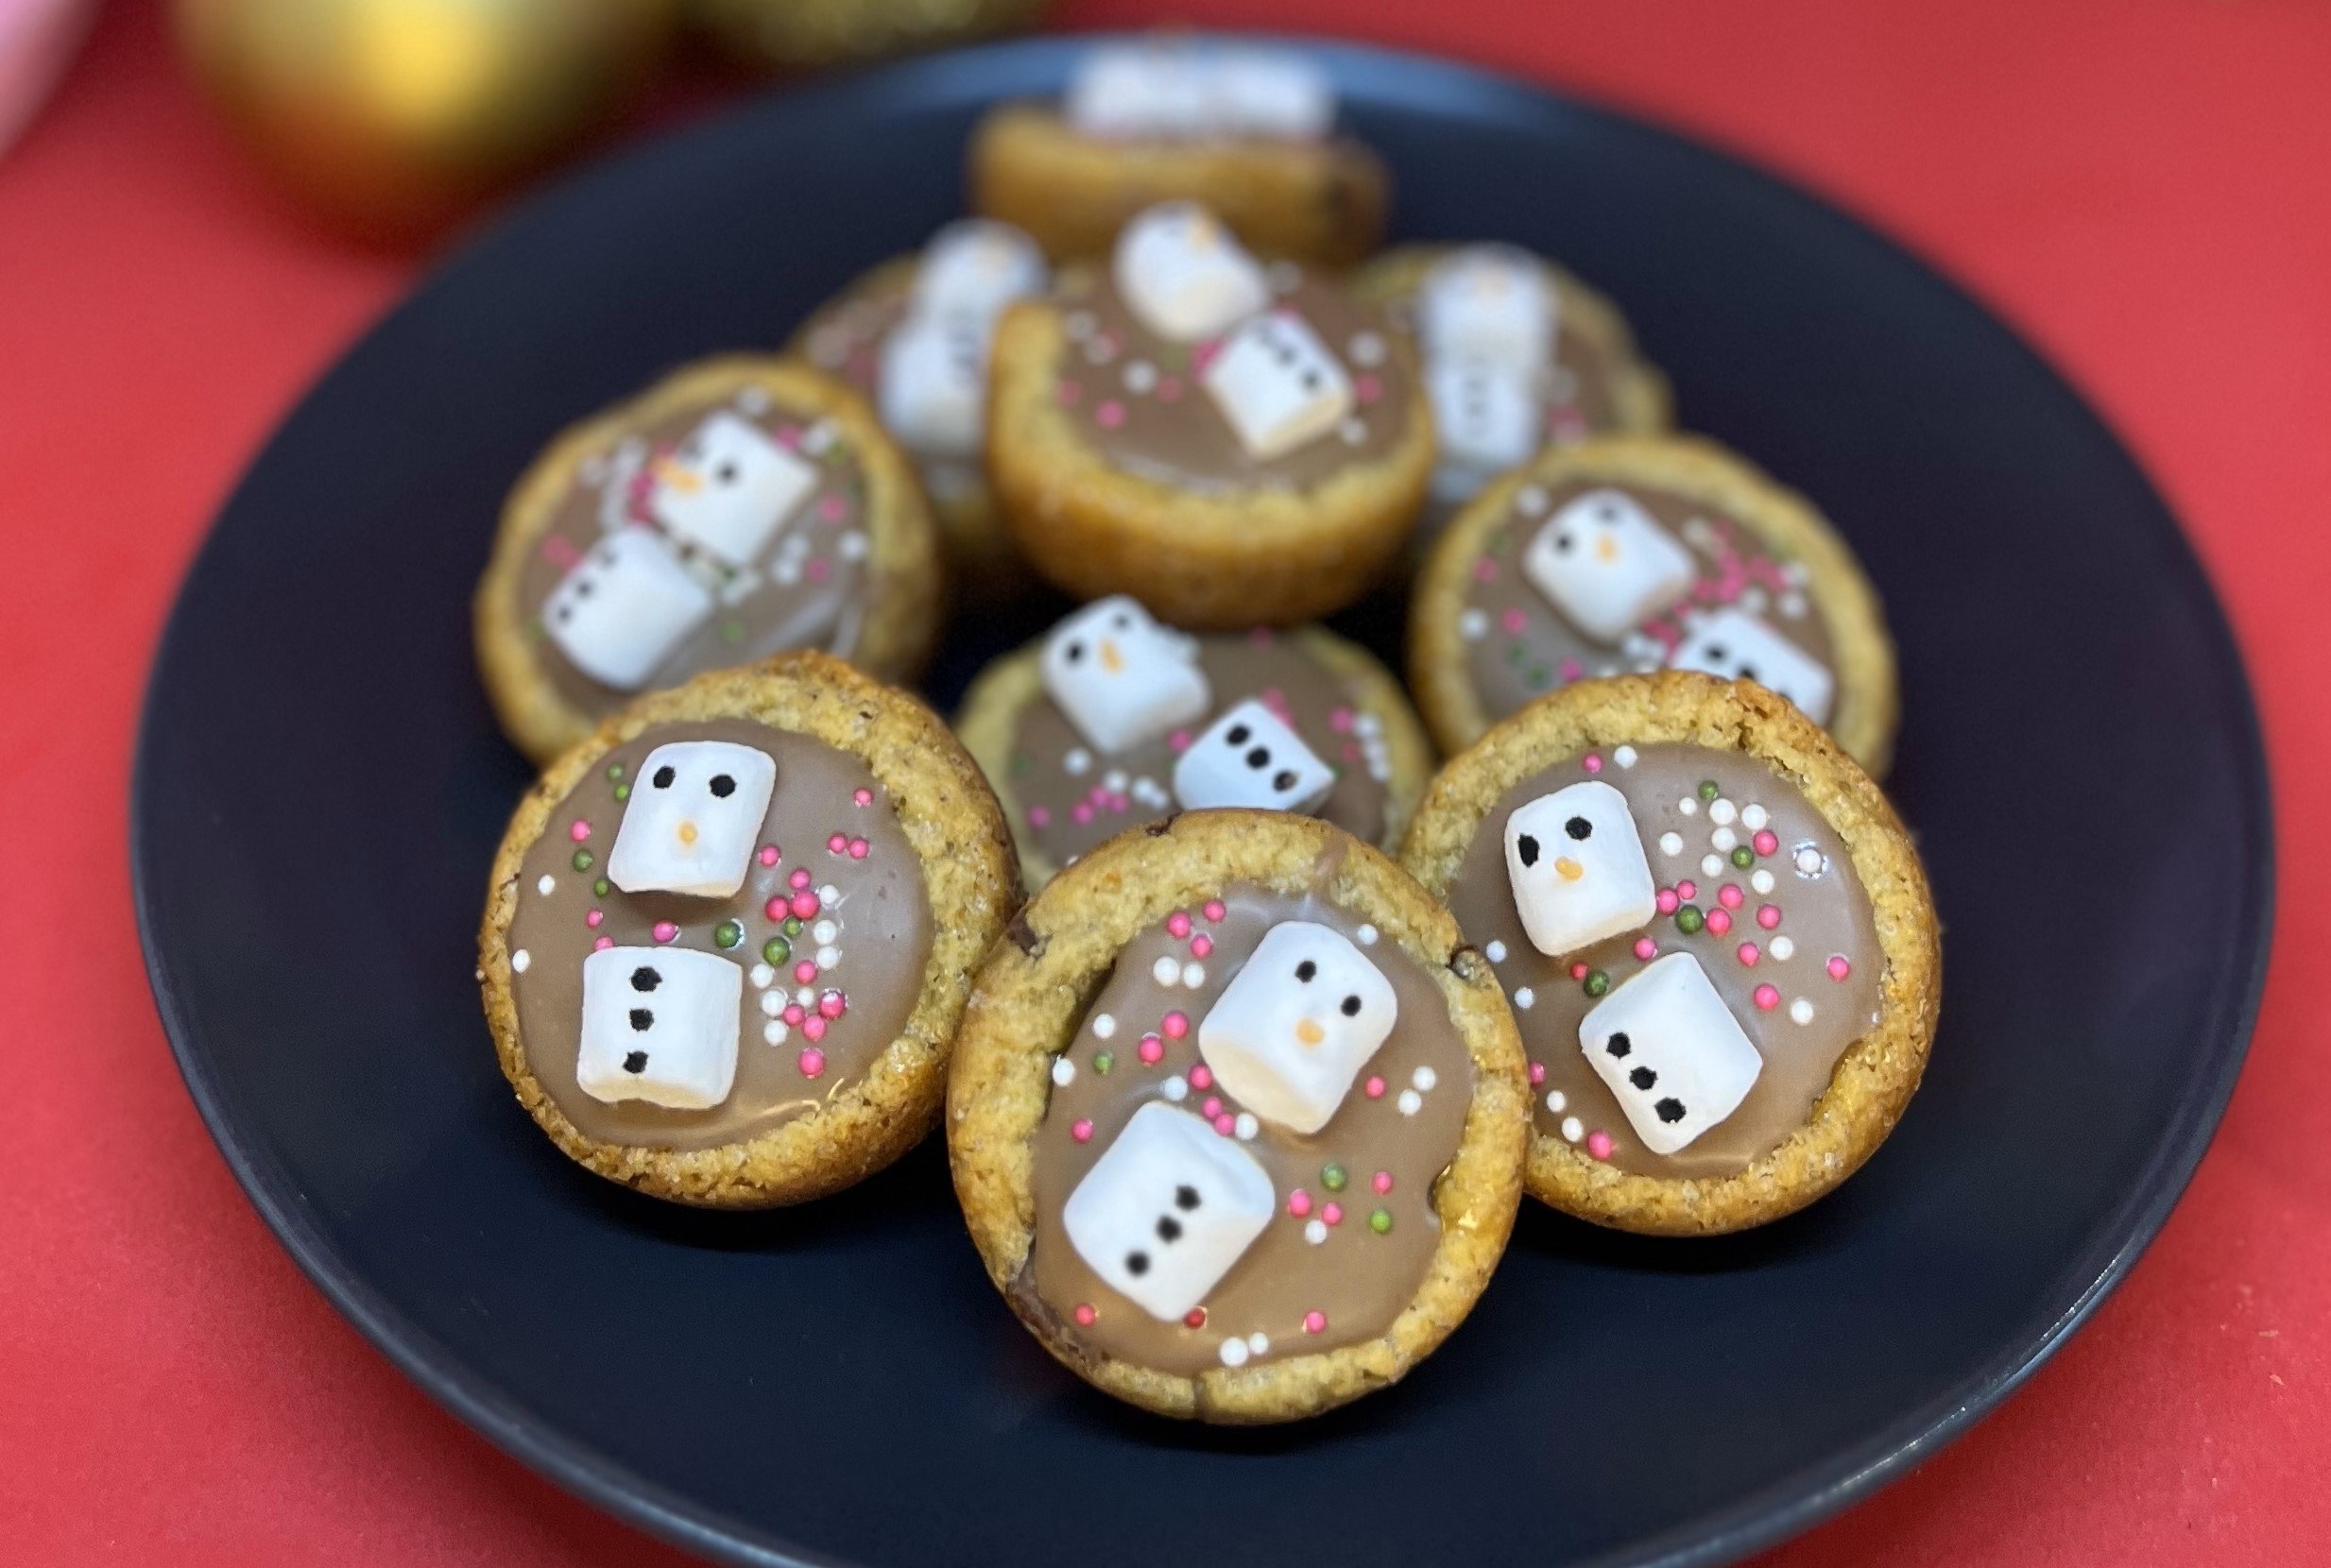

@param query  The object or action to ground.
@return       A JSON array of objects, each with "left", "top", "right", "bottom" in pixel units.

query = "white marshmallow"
[
  {"left": 646, "top": 411, "right": 817, "bottom": 568},
  {"left": 1038, "top": 595, "right": 1211, "bottom": 754},
  {"left": 1062, "top": 1102, "right": 1275, "bottom": 1321},
  {"left": 575, "top": 946, "right": 743, "bottom": 1110},
  {"left": 1578, "top": 952, "right": 1763, "bottom": 1154},
  {"left": 1171, "top": 698, "right": 1335, "bottom": 814},
  {"left": 1427, "top": 357, "right": 1541, "bottom": 480},
  {"left": 607, "top": 741, "right": 778, "bottom": 897},
  {"left": 1064, "top": 44, "right": 1212, "bottom": 140},
  {"left": 1113, "top": 203, "right": 1273, "bottom": 342},
  {"left": 1505, "top": 779, "right": 1658, "bottom": 958},
  {"left": 1201, "top": 310, "right": 1354, "bottom": 459},
  {"left": 1415, "top": 245, "right": 1555, "bottom": 378},
  {"left": 878, "top": 312, "right": 987, "bottom": 459},
  {"left": 541, "top": 528, "right": 713, "bottom": 691},
  {"left": 1197, "top": 921, "right": 1397, "bottom": 1134},
  {"left": 910, "top": 219, "right": 1045, "bottom": 325},
  {"left": 1668, "top": 606, "right": 1836, "bottom": 724},
  {"left": 1521, "top": 487, "right": 1698, "bottom": 643},
  {"left": 1206, "top": 48, "right": 1333, "bottom": 139}
]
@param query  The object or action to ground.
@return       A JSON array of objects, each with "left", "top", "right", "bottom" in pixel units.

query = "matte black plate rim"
[{"left": 130, "top": 33, "right": 2275, "bottom": 1568}]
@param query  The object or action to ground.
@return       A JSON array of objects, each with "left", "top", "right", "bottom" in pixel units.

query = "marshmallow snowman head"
[
  {"left": 1415, "top": 246, "right": 1555, "bottom": 378},
  {"left": 1064, "top": 44, "right": 1211, "bottom": 140},
  {"left": 1505, "top": 779, "right": 1658, "bottom": 958},
  {"left": 1038, "top": 595, "right": 1212, "bottom": 754},
  {"left": 1428, "top": 357, "right": 1541, "bottom": 478},
  {"left": 541, "top": 527, "right": 713, "bottom": 691},
  {"left": 646, "top": 411, "right": 818, "bottom": 568},
  {"left": 1171, "top": 698, "right": 1335, "bottom": 814},
  {"left": 1197, "top": 921, "right": 1398, "bottom": 1134},
  {"left": 575, "top": 946, "right": 743, "bottom": 1109},
  {"left": 911, "top": 219, "right": 1046, "bottom": 325},
  {"left": 1578, "top": 952, "right": 1763, "bottom": 1154},
  {"left": 1668, "top": 606, "right": 1836, "bottom": 724},
  {"left": 1062, "top": 1101, "right": 1276, "bottom": 1321},
  {"left": 1201, "top": 310, "right": 1355, "bottom": 460},
  {"left": 878, "top": 312, "right": 987, "bottom": 459},
  {"left": 1206, "top": 48, "right": 1334, "bottom": 139},
  {"left": 1112, "top": 203, "right": 1274, "bottom": 342},
  {"left": 606, "top": 741, "right": 778, "bottom": 897},
  {"left": 1521, "top": 487, "right": 1699, "bottom": 643}
]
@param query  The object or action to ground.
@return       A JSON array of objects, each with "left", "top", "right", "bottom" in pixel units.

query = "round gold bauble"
[{"left": 686, "top": 0, "right": 1049, "bottom": 74}]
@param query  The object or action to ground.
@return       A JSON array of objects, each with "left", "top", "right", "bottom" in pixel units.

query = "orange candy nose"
[
  {"left": 677, "top": 821, "right": 699, "bottom": 845},
  {"left": 1100, "top": 639, "right": 1125, "bottom": 673},
  {"left": 1595, "top": 536, "right": 1620, "bottom": 562},
  {"left": 1295, "top": 1018, "right": 1326, "bottom": 1046},
  {"left": 1555, "top": 856, "right": 1585, "bottom": 881}
]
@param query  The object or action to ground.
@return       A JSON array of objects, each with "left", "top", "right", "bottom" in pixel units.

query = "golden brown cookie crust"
[
  {"left": 1399, "top": 672, "right": 1939, "bottom": 1235},
  {"left": 986, "top": 298, "right": 1434, "bottom": 629},
  {"left": 954, "top": 625, "right": 1437, "bottom": 888},
  {"left": 479, "top": 652, "right": 1020, "bottom": 1207},
  {"left": 1408, "top": 434, "right": 1898, "bottom": 774},
  {"left": 968, "top": 103, "right": 1389, "bottom": 266},
  {"left": 1349, "top": 245, "right": 1674, "bottom": 436},
  {"left": 948, "top": 810, "right": 1528, "bottom": 1422},
  {"left": 474, "top": 356, "right": 945, "bottom": 765}
]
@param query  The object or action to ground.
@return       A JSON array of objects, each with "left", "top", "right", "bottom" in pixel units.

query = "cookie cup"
[
  {"left": 479, "top": 652, "right": 1019, "bottom": 1207},
  {"left": 1399, "top": 673, "right": 1939, "bottom": 1235},
  {"left": 948, "top": 810, "right": 1528, "bottom": 1422}
]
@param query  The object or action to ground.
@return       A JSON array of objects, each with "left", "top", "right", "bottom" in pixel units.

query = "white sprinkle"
[
  {"left": 510, "top": 948, "right": 531, "bottom": 973},
  {"left": 1614, "top": 745, "right": 1638, "bottom": 768},
  {"left": 735, "top": 386, "right": 771, "bottom": 415},
  {"left": 801, "top": 419, "right": 837, "bottom": 456},
  {"left": 1355, "top": 924, "right": 1379, "bottom": 946},
  {"left": 1152, "top": 955, "right": 1181, "bottom": 986},
  {"left": 1770, "top": 936, "right": 1795, "bottom": 961},
  {"left": 1397, "top": 1089, "right": 1423, "bottom": 1116},
  {"left": 1247, "top": 1331, "right": 1270, "bottom": 1355},
  {"left": 812, "top": 920, "right": 838, "bottom": 945},
  {"left": 1678, "top": 796, "right": 1699, "bottom": 816},
  {"left": 1711, "top": 827, "right": 1739, "bottom": 853},
  {"left": 1778, "top": 590, "right": 1808, "bottom": 620},
  {"left": 1182, "top": 962, "right": 1207, "bottom": 988},
  {"left": 1304, "top": 1219, "right": 1328, "bottom": 1245},
  {"left": 1064, "top": 310, "right": 1094, "bottom": 340},
  {"left": 1338, "top": 418, "right": 1367, "bottom": 446},
  {"left": 1052, "top": 1056, "right": 1076, "bottom": 1086},
  {"left": 750, "top": 963, "right": 775, "bottom": 988},
  {"left": 1659, "top": 832, "right": 1684, "bottom": 857},
  {"left": 1795, "top": 845, "right": 1826, "bottom": 877},
  {"left": 1354, "top": 713, "right": 1383, "bottom": 738},
  {"left": 1163, "top": 1074, "right": 1189, "bottom": 1100},
  {"left": 1514, "top": 986, "right": 1535, "bottom": 1010},
  {"left": 1751, "top": 869, "right": 1775, "bottom": 895},
  {"left": 1709, "top": 798, "right": 1738, "bottom": 827},
  {"left": 1545, "top": 1089, "right": 1567, "bottom": 1114},
  {"left": 1219, "top": 1338, "right": 1250, "bottom": 1368},
  {"left": 1791, "top": 997, "right": 1816, "bottom": 1025},
  {"left": 1485, "top": 939, "right": 1508, "bottom": 963},
  {"left": 1459, "top": 608, "right": 1490, "bottom": 641},
  {"left": 1103, "top": 768, "right": 1129, "bottom": 793},
  {"left": 1702, "top": 854, "right": 1725, "bottom": 878},
  {"left": 1063, "top": 747, "right": 1091, "bottom": 776},
  {"left": 835, "top": 529, "right": 869, "bottom": 562},
  {"left": 816, "top": 946, "right": 840, "bottom": 970},
  {"left": 1515, "top": 484, "right": 1550, "bottom": 516},
  {"left": 1123, "top": 359, "right": 1157, "bottom": 393},
  {"left": 1235, "top": 1113, "right": 1259, "bottom": 1141},
  {"left": 1347, "top": 330, "right": 1386, "bottom": 366},
  {"left": 818, "top": 884, "right": 839, "bottom": 904},
  {"left": 536, "top": 875, "right": 556, "bottom": 896},
  {"left": 1561, "top": 1116, "right": 1585, "bottom": 1143},
  {"left": 1090, "top": 1013, "right": 1118, "bottom": 1039},
  {"left": 796, "top": 986, "right": 815, "bottom": 1007},
  {"left": 1413, "top": 1065, "right": 1438, "bottom": 1092},
  {"left": 760, "top": 990, "right": 785, "bottom": 1017},
  {"left": 763, "top": 1020, "right": 788, "bottom": 1045},
  {"left": 1083, "top": 335, "right": 1116, "bottom": 366},
  {"left": 1741, "top": 803, "right": 1770, "bottom": 830}
]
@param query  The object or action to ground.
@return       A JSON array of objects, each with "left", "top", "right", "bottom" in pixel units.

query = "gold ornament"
[
  {"left": 686, "top": 0, "right": 1050, "bottom": 74},
  {"left": 175, "top": 0, "right": 677, "bottom": 242}
]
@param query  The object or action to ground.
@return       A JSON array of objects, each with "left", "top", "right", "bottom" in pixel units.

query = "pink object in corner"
[{"left": 0, "top": 0, "right": 95, "bottom": 159}]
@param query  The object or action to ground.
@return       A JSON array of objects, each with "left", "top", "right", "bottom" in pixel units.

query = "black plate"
[{"left": 133, "top": 35, "right": 2272, "bottom": 1568}]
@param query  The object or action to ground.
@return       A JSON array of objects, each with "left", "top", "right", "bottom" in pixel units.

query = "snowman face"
[
  {"left": 1112, "top": 202, "right": 1273, "bottom": 342},
  {"left": 646, "top": 411, "right": 817, "bottom": 569},
  {"left": 1668, "top": 607, "right": 1836, "bottom": 724},
  {"left": 1037, "top": 595, "right": 1212, "bottom": 754},
  {"left": 605, "top": 741, "right": 779, "bottom": 897},
  {"left": 1578, "top": 952, "right": 1763, "bottom": 1154},
  {"left": 1520, "top": 487, "right": 1699, "bottom": 643},
  {"left": 1427, "top": 357, "right": 1541, "bottom": 476},
  {"left": 1061, "top": 1102, "right": 1276, "bottom": 1321},
  {"left": 1064, "top": 44, "right": 1212, "bottom": 140},
  {"left": 540, "top": 527, "right": 713, "bottom": 691},
  {"left": 1196, "top": 921, "right": 1398, "bottom": 1134},
  {"left": 1416, "top": 245, "right": 1554, "bottom": 378},
  {"left": 574, "top": 946, "right": 744, "bottom": 1110},
  {"left": 912, "top": 219, "right": 1046, "bottom": 325},
  {"left": 1504, "top": 779, "right": 1658, "bottom": 958},
  {"left": 878, "top": 313, "right": 987, "bottom": 458}
]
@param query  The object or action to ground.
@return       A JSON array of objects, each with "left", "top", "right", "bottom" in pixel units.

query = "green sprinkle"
[
  {"left": 1731, "top": 845, "right": 1756, "bottom": 867},
  {"left": 571, "top": 849, "right": 593, "bottom": 872},
  {"left": 762, "top": 936, "right": 791, "bottom": 966},
  {"left": 1675, "top": 905, "right": 1705, "bottom": 934},
  {"left": 1584, "top": 969, "right": 1611, "bottom": 997},
  {"left": 1528, "top": 665, "right": 1551, "bottom": 690},
  {"left": 1010, "top": 752, "right": 1031, "bottom": 775},
  {"left": 1093, "top": 1050, "right": 1115, "bottom": 1075},
  {"left": 1368, "top": 1208, "right": 1393, "bottom": 1235},
  {"left": 605, "top": 762, "right": 626, "bottom": 782},
  {"left": 783, "top": 916, "right": 803, "bottom": 937},
  {"left": 713, "top": 920, "right": 743, "bottom": 949},
  {"left": 1698, "top": 779, "right": 1720, "bottom": 802},
  {"left": 1322, "top": 1164, "right": 1347, "bottom": 1192},
  {"left": 718, "top": 621, "right": 743, "bottom": 645},
  {"left": 612, "top": 783, "right": 630, "bottom": 803},
  {"left": 593, "top": 878, "right": 609, "bottom": 897},
  {"left": 1505, "top": 641, "right": 1526, "bottom": 665}
]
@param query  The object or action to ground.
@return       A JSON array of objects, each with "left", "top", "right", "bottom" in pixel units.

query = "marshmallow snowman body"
[
  {"left": 542, "top": 528, "right": 714, "bottom": 691},
  {"left": 647, "top": 411, "right": 818, "bottom": 568},
  {"left": 607, "top": 741, "right": 778, "bottom": 897},
  {"left": 1521, "top": 487, "right": 1699, "bottom": 643},
  {"left": 1428, "top": 358, "right": 1541, "bottom": 479},
  {"left": 1416, "top": 246, "right": 1554, "bottom": 378},
  {"left": 1207, "top": 48, "right": 1334, "bottom": 139},
  {"left": 879, "top": 312, "right": 987, "bottom": 458},
  {"left": 1197, "top": 921, "right": 1398, "bottom": 1134},
  {"left": 1668, "top": 606, "right": 1836, "bottom": 724},
  {"left": 1038, "top": 595, "right": 1212, "bottom": 754},
  {"left": 1113, "top": 203, "right": 1273, "bottom": 342},
  {"left": 1505, "top": 779, "right": 1658, "bottom": 958},
  {"left": 575, "top": 946, "right": 744, "bottom": 1109},
  {"left": 911, "top": 219, "right": 1046, "bottom": 325},
  {"left": 1064, "top": 46, "right": 1212, "bottom": 140},
  {"left": 1202, "top": 310, "right": 1354, "bottom": 460},
  {"left": 1171, "top": 699, "right": 1336, "bottom": 814},
  {"left": 1062, "top": 1102, "right": 1276, "bottom": 1321},
  {"left": 1578, "top": 952, "right": 1763, "bottom": 1154}
]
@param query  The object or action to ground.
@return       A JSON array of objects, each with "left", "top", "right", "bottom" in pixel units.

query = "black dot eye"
[
  {"left": 554, "top": 605, "right": 572, "bottom": 622},
  {"left": 716, "top": 461, "right": 738, "bottom": 483},
  {"left": 1740, "top": 665, "right": 1759, "bottom": 681},
  {"left": 653, "top": 765, "right": 676, "bottom": 789},
  {"left": 1064, "top": 641, "right": 1084, "bottom": 663},
  {"left": 1156, "top": 1217, "right": 1182, "bottom": 1241},
  {"left": 1706, "top": 644, "right": 1727, "bottom": 661},
  {"left": 1605, "top": 1031, "right": 1632, "bottom": 1059},
  {"left": 1598, "top": 503, "right": 1620, "bottom": 522},
  {"left": 1554, "top": 534, "right": 1573, "bottom": 554},
  {"left": 1517, "top": 833, "right": 1539, "bottom": 867},
  {"left": 1273, "top": 770, "right": 1296, "bottom": 791},
  {"left": 1175, "top": 1185, "right": 1200, "bottom": 1210},
  {"left": 574, "top": 579, "right": 594, "bottom": 599},
  {"left": 1629, "top": 1066, "right": 1656, "bottom": 1090},
  {"left": 627, "top": 1008, "right": 654, "bottom": 1031},
  {"left": 1245, "top": 747, "right": 1270, "bottom": 768},
  {"left": 1112, "top": 612, "right": 1133, "bottom": 629},
  {"left": 1566, "top": 815, "right": 1592, "bottom": 841},
  {"left": 1294, "top": 960, "right": 1316, "bottom": 982},
  {"left": 1124, "top": 1252, "right": 1149, "bottom": 1276},
  {"left": 629, "top": 966, "right": 660, "bottom": 992},
  {"left": 623, "top": 1050, "right": 647, "bottom": 1073},
  {"left": 1340, "top": 995, "right": 1362, "bottom": 1016},
  {"left": 1225, "top": 724, "right": 1251, "bottom": 745},
  {"left": 709, "top": 774, "right": 735, "bottom": 797},
  {"left": 1655, "top": 1098, "right": 1687, "bottom": 1124}
]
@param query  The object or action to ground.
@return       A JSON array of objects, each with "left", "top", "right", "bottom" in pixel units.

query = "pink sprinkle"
[
  {"left": 1155, "top": 375, "right": 1183, "bottom": 401},
  {"left": 1189, "top": 1065, "right": 1213, "bottom": 1091},
  {"left": 652, "top": 921, "right": 678, "bottom": 944},
  {"left": 1073, "top": 1303, "right": 1097, "bottom": 1326},
  {"left": 1754, "top": 984, "right": 1782, "bottom": 1011},
  {"left": 1828, "top": 955, "right": 1853, "bottom": 981},
  {"left": 1559, "top": 657, "right": 1585, "bottom": 682},
  {"left": 802, "top": 1015, "right": 827, "bottom": 1042},
  {"left": 1203, "top": 900, "right": 1226, "bottom": 923},
  {"left": 782, "top": 1004, "right": 806, "bottom": 1026},
  {"left": 1501, "top": 606, "right": 1528, "bottom": 635},
  {"left": 1185, "top": 1307, "right": 1208, "bottom": 1328},
  {"left": 1191, "top": 339, "right": 1221, "bottom": 371},
  {"left": 1677, "top": 880, "right": 1698, "bottom": 901},
  {"left": 1056, "top": 379, "right": 1082, "bottom": 405},
  {"left": 1161, "top": 1011, "right": 1190, "bottom": 1040},
  {"left": 1363, "top": 1075, "right": 1386, "bottom": 1099},
  {"left": 1371, "top": 1171, "right": 1393, "bottom": 1195},
  {"left": 1738, "top": 943, "right": 1761, "bottom": 967},
  {"left": 1109, "top": 793, "right": 1130, "bottom": 813},
  {"left": 1719, "top": 884, "right": 1744, "bottom": 910},
  {"left": 585, "top": 909, "right": 603, "bottom": 929},
  {"left": 1288, "top": 1190, "right": 1312, "bottom": 1219},
  {"left": 1583, "top": 753, "right": 1603, "bottom": 775},
  {"left": 1473, "top": 557, "right": 1498, "bottom": 584},
  {"left": 1212, "top": 1114, "right": 1236, "bottom": 1136},
  {"left": 1304, "top": 1310, "right": 1328, "bottom": 1335},
  {"left": 568, "top": 819, "right": 591, "bottom": 842},
  {"left": 1569, "top": 963, "right": 1589, "bottom": 980},
  {"left": 1027, "top": 806, "right": 1051, "bottom": 828},
  {"left": 797, "top": 1049, "right": 826, "bottom": 1082},
  {"left": 759, "top": 844, "right": 781, "bottom": 866},
  {"left": 1322, "top": 1202, "right": 1344, "bottom": 1226},
  {"left": 1753, "top": 829, "right": 1779, "bottom": 857},
  {"left": 848, "top": 838, "right": 869, "bottom": 859},
  {"left": 1095, "top": 400, "right": 1126, "bottom": 429},
  {"left": 1329, "top": 707, "right": 1355, "bottom": 733},
  {"left": 1635, "top": 937, "right": 1658, "bottom": 961},
  {"left": 1168, "top": 729, "right": 1192, "bottom": 752},
  {"left": 828, "top": 832, "right": 848, "bottom": 854},
  {"left": 789, "top": 868, "right": 812, "bottom": 890},
  {"left": 1353, "top": 373, "right": 1382, "bottom": 404},
  {"left": 1190, "top": 934, "right": 1212, "bottom": 958},
  {"left": 1071, "top": 802, "right": 1094, "bottom": 825},
  {"left": 1202, "top": 1097, "right": 1223, "bottom": 1119},
  {"left": 1585, "top": 1131, "right": 1615, "bottom": 1161},
  {"left": 773, "top": 425, "right": 801, "bottom": 450},
  {"left": 1343, "top": 739, "right": 1364, "bottom": 765},
  {"left": 1529, "top": 1061, "right": 1547, "bottom": 1084},
  {"left": 795, "top": 961, "right": 817, "bottom": 984},
  {"left": 817, "top": 494, "right": 847, "bottom": 522},
  {"left": 790, "top": 892, "right": 820, "bottom": 920},
  {"left": 805, "top": 559, "right": 831, "bottom": 583},
  {"left": 818, "top": 991, "right": 846, "bottom": 1019},
  {"left": 764, "top": 898, "right": 786, "bottom": 921},
  {"left": 1656, "top": 889, "right": 1680, "bottom": 914},
  {"left": 592, "top": 936, "right": 613, "bottom": 951},
  {"left": 1705, "top": 909, "right": 1733, "bottom": 936},
  {"left": 1757, "top": 905, "right": 1782, "bottom": 929},
  {"left": 1167, "top": 912, "right": 1191, "bottom": 939},
  {"left": 853, "top": 789, "right": 872, "bottom": 807},
  {"left": 1071, "top": 1119, "right": 1093, "bottom": 1143},
  {"left": 1138, "top": 1035, "right": 1164, "bottom": 1065}
]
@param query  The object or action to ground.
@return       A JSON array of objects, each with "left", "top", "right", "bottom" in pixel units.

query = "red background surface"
[{"left": 2, "top": 1, "right": 2323, "bottom": 1562}]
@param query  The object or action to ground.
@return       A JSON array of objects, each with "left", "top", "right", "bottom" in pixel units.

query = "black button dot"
[
  {"left": 1125, "top": 1252, "right": 1150, "bottom": 1276},
  {"left": 1655, "top": 1098, "right": 1687, "bottom": 1124},
  {"left": 628, "top": 1008, "right": 654, "bottom": 1031},
  {"left": 1629, "top": 1066, "right": 1656, "bottom": 1090},
  {"left": 1606, "top": 1031, "right": 1632, "bottom": 1058},
  {"left": 1174, "top": 1185, "right": 1200, "bottom": 1210},
  {"left": 1272, "top": 770, "right": 1296, "bottom": 791},
  {"left": 1156, "top": 1217, "right": 1182, "bottom": 1242},
  {"left": 1245, "top": 747, "right": 1270, "bottom": 768},
  {"left": 622, "top": 1050, "right": 647, "bottom": 1073}
]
